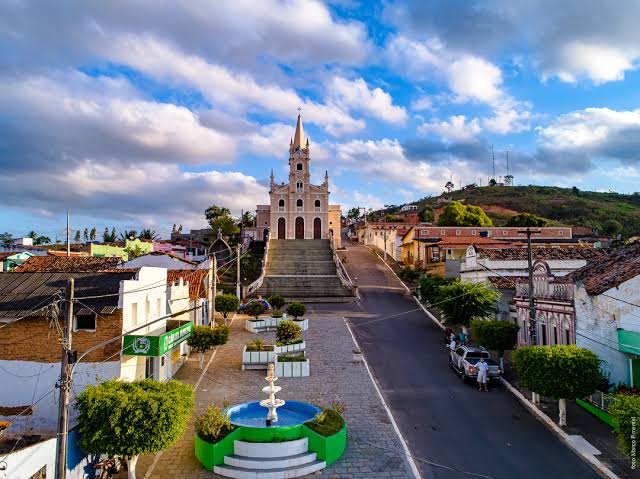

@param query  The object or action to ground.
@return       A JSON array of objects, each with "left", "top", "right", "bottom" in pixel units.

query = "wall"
[
  {"left": 414, "top": 226, "right": 572, "bottom": 239},
  {"left": 575, "top": 275, "right": 640, "bottom": 385},
  {"left": 121, "top": 254, "right": 196, "bottom": 270},
  {"left": 329, "top": 205, "right": 342, "bottom": 247},
  {"left": 125, "top": 238, "right": 154, "bottom": 255},
  {"left": 90, "top": 243, "right": 127, "bottom": 260}
]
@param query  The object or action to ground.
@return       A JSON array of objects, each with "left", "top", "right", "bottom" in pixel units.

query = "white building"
[{"left": 568, "top": 244, "right": 640, "bottom": 386}]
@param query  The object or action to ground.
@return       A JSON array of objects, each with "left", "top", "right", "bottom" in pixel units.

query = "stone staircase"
[
  {"left": 255, "top": 239, "right": 355, "bottom": 302},
  {"left": 214, "top": 437, "right": 326, "bottom": 478}
]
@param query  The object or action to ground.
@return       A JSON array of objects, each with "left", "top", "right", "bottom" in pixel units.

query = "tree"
[
  {"left": 602, "top": 219, "right": 623, "bottom": 237},
  {"left": 0, "top": 232, "right": 12, "bottom": 246},
  {"left": 347, "top": 207, "right": 360, "bottom": 220},
  {"left": 83, "top": 228, "right": 89, "bottom": 242},
  {"left": 34, "top": 236, "right": 51, "bottom": 245},
  {"left": 90, "top": 227, "right": 97, "bottom": 241},
  {"left": 269, "top": 295, "right": 285, "bottom": 311},
  {"left": 244, "top": 301, "right": 266, "bottom": 319},
  {"left": 417, "top": 275, "right": 452, "bottom": 304},
  {"left": 119, "top": 230, "right": 138, "bottom": 241},
  {"left": 610, "top": 394, "right": 640, "bottom": 457},
  {"left": 214, "top": 294, "right": 240, "bottom": 325},
  {"left": 103, "top": 227, "right": 117, "bottom": 243},
  {"left": 419, "top": 207, "right": 435, "bottom": 223},
  {"left": 513, "top": 345, "right": 602, "bottom": 426},
  {"left": 436, "top": 281, "right": 500, "bottom": 331},
  {"left": 470, "top": 319, "right": 520, "bottom": 370},
  {"left": 76, "top": 379, "right": 194, "bottom": 479},
  {"left": 241, "top": 211, "right": 255, "bottom": 227},
  {"left": 286, "top": 302, "right": 306, "bottom": 319},
  {"left": 276, "top": 320, "right": 302, "bottom": 345},
  {"left": 124, "top": 244, "right": 145, "bottom": 259},
  {"left": 489, "top": 179, "right": 497, "bottom": 186},
  {"left": 186, "top": 324, "right": 230, "bottom": 369},
  {"left": 139, "top": 229, "right": 160, "bottom": 240},
  {"left": 28, "top": 230, "right": 37, "bottom": 239},
  {"left": 74, "top": 231, "right": 81, "bottom": 243},
  {"left": 437, "top": 201, "right": 493, "bottom": 227},
  {"left": 506, "top": 213, "right": 549, "bottom": 227},
  {"left": 205, "top": 205, "right": 239, "bottom": 236}
]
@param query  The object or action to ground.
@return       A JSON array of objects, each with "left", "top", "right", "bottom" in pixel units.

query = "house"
[
  {"left": 359, "top": 222, "right": 420, "bottom": 261},
  {"left": 11, "top": 237, "right": 33, "bottom": 246},
  {"left": 567, "top": 243, "right": 640, "bottom": 386},
  {"left": 119, "top": 251, "right": 198, "bottom": 270},
  {"left": 0, "top": 251, "right": 34, "bottom": 271},
  {"left": 84, "top": 242, "right": 128, "bottom": 260},
  {"left": 400, "top": 204, "right": 418, "bottom": 212},
  {"left": 13, "top": 255, "right": 122, "bottom": 272}
]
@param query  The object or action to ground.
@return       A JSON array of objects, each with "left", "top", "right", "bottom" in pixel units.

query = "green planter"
[
  {"left": 576, "top": 399, "right": 618, "bottom": 428},
  {"left": 302, "top": 422, "right": 347, "bottom": 465},
  {"left": 194, "top": 429, "right": 243, "bottom": 470}
]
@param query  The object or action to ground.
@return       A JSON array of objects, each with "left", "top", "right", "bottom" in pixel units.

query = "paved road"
[{"left": 310, "top": 241, "right": 599, "bottom": 479}]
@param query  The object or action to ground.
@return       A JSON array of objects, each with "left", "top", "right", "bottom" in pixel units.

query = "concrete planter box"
[
  {"left": 245, "top": 317, "right": 280, "bottom": 333},
  {"left": 241, "top": 346, "right": 275, "bottom": 370},
  {"left": 274, "top": 341, "right": 306, "bottom": 354},
  {"left": 291, "top": 318, "right": 309, "bottom": 331},
  {"left": 274, "top": 357, "right": 310, "bottom": 377}
]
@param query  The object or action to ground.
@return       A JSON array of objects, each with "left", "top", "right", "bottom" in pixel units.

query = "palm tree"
[
  {"left": 119, "top": 230, "right": 138, "bottom": 241},
  {"left": 139, "top": 229, "right": 159, "bottom": 240}
]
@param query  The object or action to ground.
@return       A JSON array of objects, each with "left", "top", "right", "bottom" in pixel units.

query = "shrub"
[
  {"left": 271, "top": 310, "right": 284, "bottom": 319},
  {"left": 277, "top": 352, "right": 306, "bottom": 362},
  {"left": 506, "top": 212, "right": 549, "bottom": 227},
  {"left": 287, "top": 302, "right": 306, "bottom": 319},
  {"left": 437, "top": 281, "right": 500, "bottom": 327},
  {"left": 276, "top": 320, "right": 302, "bottom": 345},
  {"left": 269, "top": 295, "right": 285, "bottom": 310},
  {"left": 215, "top": 294, "right": 240, "bottom": 324},
  {"left": 513, "top": 345, "right": 602, "bottom": 426},
  {"left": 398, "top": 267, "right": 421, "bottom": 282},
  {"left": 194, "top": 401, "right": 235, "bottom": 443},
  {"left": 417, "top": 275, "right": 451, "bottom": 304},
  {"left": 611, "top": 393, "right": 640, "bottom": 456},
  {"left": 244, "top": 301, "right": 266, "bottom": 319},
  {"left": 245, "top": 338, "right": 273, "bottom": 352},
  {"left": 305, "top": 408, "right": 345, "bottom": 437}
]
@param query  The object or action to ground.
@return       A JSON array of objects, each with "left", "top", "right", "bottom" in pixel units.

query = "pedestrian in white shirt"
[{"left": 476, "top": 358, "right": 489, "bottom": 392}]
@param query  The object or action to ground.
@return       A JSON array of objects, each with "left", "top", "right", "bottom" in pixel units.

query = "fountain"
[{"left": 259, "top": 363, "right": 285, "bottom": 424}]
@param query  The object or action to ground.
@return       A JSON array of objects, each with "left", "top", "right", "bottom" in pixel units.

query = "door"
[
  {"left": 295, "top": 217, "right": 304, "bottom": 239},
  {"left": 277, "top": 218, "right": 285, "bottom": 239},
  {"left": 313, "top": 218, "right": 321, "bottom": 239}
]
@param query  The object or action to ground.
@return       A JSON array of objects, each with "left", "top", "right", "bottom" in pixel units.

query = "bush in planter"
[
  {"left": 271, "top": 310, "right": 284, "bottom": 319},
  {"left": 278, "top": 352, "right": 306, "bottom": 362},
  {"left": 214, "top": 294, "right": 239, "bottom": 325},
  {"left": 287, "top": 301, "right": 306, "bottom": 320},
  {"left": 269, "top": 295, "right": 285, "bottom": 311},
  {"left": 611, "top": 393, "right": 640, "bottom": 457},
  {"left": 244, "top": 301, "right": 266, "bottom": 319},
  {"left": 276, "top": 320, "right": 302, "bottom": 345},
  {"left": 194, "top": 401, "right": 235, "bottom": 444},
  {"left": 305, "top": 402, "right": 346, "bottom": 437},
  {"left": 245, "top": 338, "right": 273, "bottom": 352}
]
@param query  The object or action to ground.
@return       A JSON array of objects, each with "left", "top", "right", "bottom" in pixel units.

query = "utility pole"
[
  {"left": 519, "top": 228, "right": 541, "bottom": 345},
  {"left": 55, "top": 278, "right": 74, "bottom": 479},
  {"left": 491, "top": 144, "right": 496, "bottom": 181},
  {"left": 66, "top": 209, "right": 70, "bottom": 257},
  {"left": 212, "top": 255, "right": 217, "bottom": 325},
  {"left": 236, "top": 245, "right": 241, "bottom": 300}
]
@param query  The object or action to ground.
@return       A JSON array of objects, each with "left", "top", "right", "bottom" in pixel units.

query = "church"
[{"left": 255, "top": 115, "right": 342, "bottom": 247}]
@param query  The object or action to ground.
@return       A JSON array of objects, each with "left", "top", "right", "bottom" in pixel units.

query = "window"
[
  {"left": 472, "top": 230, "right": 476, "bottom": 235},
  {"left": 503, "top": 230, "right": 508, "bottom": 235},
  {"left": 145, "top": 357, "right": 155, "bottom": 379},
  {"left": 559, "top": 231, "right": 564, "bottom": 235},
  {"left": 553, "top": 326, "right": 558, "bottom": 345},
  {"left": 314, "top": 199, "right": 320, "bottom": 208},
  {"left": 456, "top": 230, "right": 461, "bottom": 236},
  {"left": 541, "top": 324, "right": 547, "bottom": 345},
  {"left": 278, "top": 199, "right": 285, "bottom": 207},
  {"left": 565, "top": 329, "right": 571, "bottom": 345},
  {"left": 297, "top": 199, "right": 303, "bottom": 207},
  {"left": 296, "top": 162, "right": 303, "bottom": 171},
  {"left": 131, "top": 303, "right": 138, "bottom": 326},
  {"left": 441, "top": 229, "right": 445, "bottom": 235},
  {"left": 74, "top": 313, "right": 96, "bottom": 331}
]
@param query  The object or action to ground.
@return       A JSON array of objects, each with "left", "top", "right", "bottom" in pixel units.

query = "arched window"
[
  {"left": 278, "top": 199, "right": 285, "bottom": 207},
  {"left": 296, "top": 181, "right": 303, "bottom": 191},
  {"left": 296, "top": 199, "right": 303, "bottom": 207},
  {"left": 314, "top": 199, "right": 320, "bottom": 208},
  {"left": 296, "top": 162, "right": 303, "bottom": 171}
]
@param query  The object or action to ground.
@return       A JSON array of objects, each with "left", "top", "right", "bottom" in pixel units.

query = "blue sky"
[{"left": 2, "top": 0, "right": 640, "bottom": 239}]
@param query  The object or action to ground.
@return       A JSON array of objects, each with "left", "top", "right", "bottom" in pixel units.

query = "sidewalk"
[{"left": 130, "top": 312, "right": 415, "bottom": 479}]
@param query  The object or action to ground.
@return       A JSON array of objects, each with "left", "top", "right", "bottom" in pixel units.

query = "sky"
[{"left": 3, "top": 0, "right": 640, "bottom": 239}]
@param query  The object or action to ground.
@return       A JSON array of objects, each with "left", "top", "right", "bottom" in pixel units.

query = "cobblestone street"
[{"left": 133, "top": 312, "right": 414, "bottom": 478}]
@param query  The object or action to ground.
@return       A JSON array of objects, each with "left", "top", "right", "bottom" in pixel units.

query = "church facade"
[{"left": 255, "top": 115, "right": 341, "bottom": 246}]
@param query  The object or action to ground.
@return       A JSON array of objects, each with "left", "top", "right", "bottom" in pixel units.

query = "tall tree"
[
  {"left": 436, "top": 281, "right": 500, "bottom": 332},
  {"left": 205, "top": 204, "right": 239, "bottom": 236},
  {"left": 76, "top": 379, "right": 194, "bottom": 479},
  {"left": 103, "top": 227, "right": 110, "bottom": 242},
  {"left": 110, "top": 227, "right": 117, "bottom": 242},
  {"left": 139, "top": 229, "right": 159, "bottom": 240},
  {"left": 241, "top": 211, "right": 255, "bottom": 227},
  {"left": 34, "top": 236, "right": 51, "bottom": 245},
  {"left": 83, "top": 228, "right": 89, "bottom": 242},
  {"left": 119, "top": 230, "right": 138, "bottom": 241},
  {"left": 506, "top": 213, "right": 549, "bottom": 227},
  {"left": 89, "top": 227, "right": 97, "bottom": 241},
  {"left": 0, "top": 232, "right": 12, "bottom": 246},
  {"left": 74, "top": 231, "right": 81, "bottom": 243},
  {"left": 28, "top": 230, "right": 38, "bottom": 239},
  {"left": 347, "top": 207, "right": 360, "bottom": 220},
  {"left": 437, "top": 201, "right": 493, "bottom": 227}
]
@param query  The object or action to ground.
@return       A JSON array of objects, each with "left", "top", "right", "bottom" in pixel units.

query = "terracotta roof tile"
[
  {"left": 167, "top": 269, "right": 208, "bottom": 299},
  {"left": 477, "top": 247, "right": 602, "bottom": 261},
  {"left": 13, "top": 256, "right": 122, "bottom": 272},
  {"left": 488, "top": 276, "right": 527, "bottom": 289},
  {"left": 565, "top": 243, "right": 640, "bottom": 295}
]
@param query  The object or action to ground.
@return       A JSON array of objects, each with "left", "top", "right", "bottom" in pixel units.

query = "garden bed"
[
  {"left": 274, "top": 340, "right": 305, "bottom": 354},
  {"left": 241, "top": 344, "right": 275, "bottom": 370},
  {"left": 274, "top": 353, "right": 309, "bottom": 377}
]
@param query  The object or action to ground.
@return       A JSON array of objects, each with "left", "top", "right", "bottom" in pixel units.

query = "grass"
[{"left": 304, "top": 409, "right": 345, "bottom": 437}]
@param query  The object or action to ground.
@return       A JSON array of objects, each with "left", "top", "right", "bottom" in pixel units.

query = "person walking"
[{"left": 476, "top": 357, "right": 489, "bottom": 392}]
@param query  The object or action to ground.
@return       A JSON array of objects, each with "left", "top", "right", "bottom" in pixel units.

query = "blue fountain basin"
[{"left": 227, "top": 400, "right": 321, "bottom": 428}]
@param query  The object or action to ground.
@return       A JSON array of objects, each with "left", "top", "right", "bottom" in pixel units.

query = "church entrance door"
[
  {"left": 278, "top": 218, "right": 286, "bottom": 239},
  {"left": 313, "top": 218, "right": 321, "bottom": 239},
  {"left": 295, "top": 217, "right": 304, "bottom": 239}
]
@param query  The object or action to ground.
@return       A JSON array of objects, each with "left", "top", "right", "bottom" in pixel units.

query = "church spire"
[{"left": 292, "top": 113, "right": 306, "bottom": 151}]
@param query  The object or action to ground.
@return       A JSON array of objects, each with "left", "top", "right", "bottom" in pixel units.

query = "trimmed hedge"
[
  {"left": 470, "top": 319, "right": 519, "bottom": 357},
  {"left": 610, "top": 393, "right": 640, "bottom": 457}
]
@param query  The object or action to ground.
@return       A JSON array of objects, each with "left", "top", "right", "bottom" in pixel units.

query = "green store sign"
[{"left": 122, "top": 322, "right": 193, "bottom": 356}]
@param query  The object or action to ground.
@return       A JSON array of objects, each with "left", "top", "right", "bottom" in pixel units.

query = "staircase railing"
[
  {"left": 245, "top": 233, "right": 270, "bottom": 297},
  {"left": 330, "top": 233, "right": 356, "bottom": 295}
]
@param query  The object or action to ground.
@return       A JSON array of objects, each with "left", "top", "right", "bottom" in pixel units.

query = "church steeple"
[{"left": 292, "top": 113, "right": 306, "bottom": 151}]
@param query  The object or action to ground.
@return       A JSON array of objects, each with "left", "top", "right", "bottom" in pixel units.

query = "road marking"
[
  {"left": 344, "top": 317, "right": 423, "bottom": 479},
  {"left": 144, "top": 312, "right": 237, "bottom": 479}
]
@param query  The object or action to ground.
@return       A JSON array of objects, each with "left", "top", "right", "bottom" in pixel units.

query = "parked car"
[{"left": 449, "top": 345, "right": 501, "bottom": 383}]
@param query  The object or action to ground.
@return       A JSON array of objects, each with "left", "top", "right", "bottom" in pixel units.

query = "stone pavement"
[{"left": 132, "top": 313, "right": 415, "bottom": 478}]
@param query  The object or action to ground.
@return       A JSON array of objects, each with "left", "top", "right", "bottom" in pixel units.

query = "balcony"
[{"left": 515, "top": 280, "right": 573, "bottom": 301}]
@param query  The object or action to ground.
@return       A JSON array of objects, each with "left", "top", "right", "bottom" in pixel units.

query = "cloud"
[
  {"left": 411, "top": 96, "right": 434, "bottom": 111},
  {"left": 329, "top": 77, "right": 407, "bottom": 124},
  {"left": 447, "top": 56, "right": 503, "bottom": 104},
  {"left": 418, "top": 116, "right": 481, "bottom": 143}
]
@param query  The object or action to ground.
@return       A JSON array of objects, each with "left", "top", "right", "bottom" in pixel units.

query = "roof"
[
  {"left": 0, "top": 271, "right": 136, "bottom": 318},
  {"left": 477, "top": 247, "right": 602, "bottom": 261},
  {"left": 565, "top": 243, "right": 640, "bottom": 295},
  {"left": 436, "top": 237, "right": 524, "bottom": 248},
  {"left": 487, "top": 276, "right": 526, "bottom": 289},
  {"left": 13, "top": 256, "right": 122, "bottom": 272},
  {"left": 0, "top": 253, "right": 14, "bottom": 260},
  {"left": 292, "top": 114, "right": 306, "bottom": 150},
  {"left": 167, "top": 269, "right": 209, "bottom": 299}
]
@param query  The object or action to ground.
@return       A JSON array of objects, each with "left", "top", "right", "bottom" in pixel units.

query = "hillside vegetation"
[{"left": 412, "top": 186, "right": 640, "bottom": 236}]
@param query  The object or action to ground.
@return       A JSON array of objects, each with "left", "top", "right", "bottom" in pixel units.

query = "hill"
[{"left": 410, "top": 186, "right": 640, "bottom": 236}]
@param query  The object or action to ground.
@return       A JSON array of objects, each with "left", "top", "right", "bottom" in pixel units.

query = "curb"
[
  {"left": 499, "top": 378, "right": 620, "bottom": 479},
  {"left": 344, "top": 317, "right": 423, "bottom": 479}
]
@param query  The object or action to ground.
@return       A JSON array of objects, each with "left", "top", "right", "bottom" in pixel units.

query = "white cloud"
[
  {"left": 418, "top": 115, "right": 481, "bottom": 143},
  {"left": 546, "top": 43, "right": 634, "bottom": 85},
  {"left": 329, "top": 77, "right": 407, "bottom": 124},
  {"left": 411, "top": 96, "right": 434, "bottom": 111},
  {"left": 482, "top": 105, "right": 532, "bottom": 134}
]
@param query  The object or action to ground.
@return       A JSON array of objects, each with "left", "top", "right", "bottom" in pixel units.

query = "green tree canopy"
[
  {"left": 0, "top": 232, "right": 13, "bottom": 245},
  {"left": 34, "top": 235, "right": 51, "bottom": 245},
  {"left": 602, "top": 219, "right": 623, "bottom": 237},
  {"left": 205, "top": 204, "right": 239, "bottom": 236},
  {"left": 74, "top": 231, "right": 81, "bottom": 243},
  {"left": 244, "top": 301, "right": 266, "bottom": 319},
  {"left": 610, "top": 393, "right": 640, "bottom": 457},
  {"left": 287, "top": 301, "right": 306, "bottom": 319},
  {"left": 139, "top": 229, "right": 160, "bottom": 240},
  {"left": 417, "top": 275, "right": 452, "bottom": 304},
  {"left": 214, "top": 294, "right": 240, "bottom": 325},
  {"left": 269, "top": 295, "right": 285, "bottom": 311},
  {"left": 437, "top": 281, "right": 500, "bottom": 327},
  {"left": 419, "top": 207, "right": 435, "bottom": 223},
  {"left": 90, "top": 227, "right": 97, "bottom": 241},
  {"left": 76, "top": 379, "right": 194, "bottom": 479},
  {"left": 187, "top": 324, "right": 230, "bottom": 368},
  {"left": 437, "top": 201, "right": 493, "bottom": 227},
  {"left": 470, "top": 319, "right": 519, "bottom": 370},
  {"left": 513, "top": 345, "right": 602, "bottom": 426},
  {"left": 506, "top": 213, "right": 549, "bottom": 227},
  {"left": 347, "top": 207, "right": 360, "bottom": 220}
]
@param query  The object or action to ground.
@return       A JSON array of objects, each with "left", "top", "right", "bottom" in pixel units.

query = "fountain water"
[{"left": 259, "top": 363, "right": 285, "bottom": 423}]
